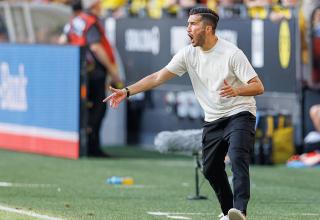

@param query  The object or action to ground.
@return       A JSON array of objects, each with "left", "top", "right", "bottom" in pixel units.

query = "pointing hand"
[{"left": 102, "top": 87, "right": 127, "bottom": 108}]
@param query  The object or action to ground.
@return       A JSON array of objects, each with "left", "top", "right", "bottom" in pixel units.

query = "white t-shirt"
[{"left": 166, "top": 38, "right": 257, "bottom": 122}]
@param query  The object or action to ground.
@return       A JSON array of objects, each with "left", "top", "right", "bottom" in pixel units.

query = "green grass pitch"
[{"left": 0, "top": 147, "right": 319, "bottom": 220}]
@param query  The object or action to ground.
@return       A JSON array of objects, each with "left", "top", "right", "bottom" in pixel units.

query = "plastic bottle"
[{"left": 106, "top": 176, "right": 134, "bottom": 185}]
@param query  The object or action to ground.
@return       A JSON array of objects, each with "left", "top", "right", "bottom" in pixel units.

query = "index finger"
[
  {"left": 109, "top": 86, "right": 118, "bottom": 93},
  {"left": 102, "top": 93, "right": 115, "bottom": 103}
]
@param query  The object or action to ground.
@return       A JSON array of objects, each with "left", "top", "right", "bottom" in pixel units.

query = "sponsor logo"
[
  {"left": 0, "top": 62, "right": 28, "bottom": 111},
  {"left": 251, "top": 19, "right": 264, "bottom": 68},
  {"left": 279, "top": 20, "right": 291, "bottom": 69},
  {"left": 125, "top": 27, "right": 160, "bottom": 55}
]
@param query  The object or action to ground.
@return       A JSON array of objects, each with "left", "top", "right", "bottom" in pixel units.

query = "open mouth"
[{"left": 188, "top": 34, "right": 194, "bottom": 43}]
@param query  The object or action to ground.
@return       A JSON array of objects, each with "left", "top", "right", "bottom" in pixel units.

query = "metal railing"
[{"left": 0, "top": 1, "right": 71, "bottom": 43}]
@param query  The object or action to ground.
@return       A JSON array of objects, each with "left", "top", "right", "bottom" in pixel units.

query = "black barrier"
[
  {"left": 116, "top": 17, "right": 297, "bottom": 93},
  {"left": 115, "top": 17, "right": 299, "bottom": 145}
]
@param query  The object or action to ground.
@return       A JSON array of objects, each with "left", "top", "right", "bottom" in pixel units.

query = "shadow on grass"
[{"left": 100, "top": 146, "right": 192, "bottom": 160}]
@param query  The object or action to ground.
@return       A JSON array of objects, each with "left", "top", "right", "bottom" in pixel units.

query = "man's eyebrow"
[{"left": 188, "top": 19, "right": 199, "bottom": 23}]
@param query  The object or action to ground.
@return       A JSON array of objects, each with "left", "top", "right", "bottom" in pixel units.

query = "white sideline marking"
[
  {"left": 0, "top": 181, "right": 55, "bottom": 188},
  {"left": 147, "top": 211, "right": 213, "bottom": 219},
  {"left": 114, "top": 184, "right": 148, "bottom": 188},
  {"left": 297, "top": 213, "right": 320, "bottom": 216},
  {"left": 167, "top": 216, "right": 191, "bottom": 220},
  {"left": 148, "top": 212, "right": 212, "bottom": 216},
  {"left": 0, "top": 204, "right": 63, "bottom": 220}
]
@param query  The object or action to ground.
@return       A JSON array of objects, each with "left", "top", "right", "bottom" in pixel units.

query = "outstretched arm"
[{"left": 103, "top": 68, "right": 176, "bottom": 108}]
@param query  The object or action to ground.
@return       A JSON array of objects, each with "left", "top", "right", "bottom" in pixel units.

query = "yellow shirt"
[
  {"left": 247, "top": 6, "right": 268, "bottom": 19},
  {"left": 272, "top": 5, "right": 292, "bottom": 19},
  {"left": 206, "top": 0, "right": 218, "bottom": 12},
  {"left": 102, "top": 0, "right": 126, "bottom": 10},
  {"left": 129, "top": 0, "right": 148, "bottom": 15},
  {"left": 148, "top": 0, "right": 178, "bottom": 19}
]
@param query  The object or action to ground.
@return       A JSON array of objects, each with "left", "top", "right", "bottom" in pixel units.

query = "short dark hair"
[
  {"left": 71, "top": 0, "right": 82, "bottom": 12},
  {"left": 189, "top": 7, "right": 219, "bottom": 31}
]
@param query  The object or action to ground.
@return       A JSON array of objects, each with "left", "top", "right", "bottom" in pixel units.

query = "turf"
[{"left": 0, "top": 147, "right": 319, "bottom": 220}]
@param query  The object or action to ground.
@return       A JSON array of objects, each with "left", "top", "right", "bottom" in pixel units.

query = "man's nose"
[{"left": 187, "top": 25, "right": 191, "bottom": 33}]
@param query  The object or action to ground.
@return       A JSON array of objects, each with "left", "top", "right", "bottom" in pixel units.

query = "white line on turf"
[
  {"left": 147, "top": 212, "right": 213, "bottom": 216},
  {"left": 0, "top": 181, "right": 55, "bottom": 188},
  {"left": 147, "top": 211, "right": 214, "bottom": 219},
  {"left": 297, "top": 213, "right": 320, "bottom": 216},
  {"left": 114, "top": 184, "right": 149, "bottom": 188},
  {"left": 0, "top": 204, "right": 63, "bottom": 220},
  {"left": 167, "top": 216, "right": 191, "bottom": 220}
]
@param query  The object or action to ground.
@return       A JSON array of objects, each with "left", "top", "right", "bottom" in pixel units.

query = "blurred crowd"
[
  {"left": 0, "top": 0, "right": 317, "bottom": 21},
  {"left": 0, "top": 0, "right": 317, "bottom": 54},
  {"left": 0, "top": 0, "right": 319, "bottom": 51}
]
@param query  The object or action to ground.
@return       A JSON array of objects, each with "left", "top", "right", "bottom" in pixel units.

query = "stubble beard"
[{"left": 193, "top": 29, "right": 206, "bottom": 47}]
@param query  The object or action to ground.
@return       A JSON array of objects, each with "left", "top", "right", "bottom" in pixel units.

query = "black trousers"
[
  {"left": 87, "top": 77, "right": 107, "bottom": 155},
  {"left": 202, "top": 111, "right": 256, "bottom": 215}
]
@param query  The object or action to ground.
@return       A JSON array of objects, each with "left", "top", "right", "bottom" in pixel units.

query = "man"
[
  {"left": 310, "top": 104, "right": 320, "bottom": 132},
  {"left": 66, "top": 0, "right": 122, "bottom": 157},
  {"left": 58, "top": 0, "right": 83, "bottom": 45},
  {"left": 0, "top": 14, "right": 8, "bottom": 42},
  {"left": 104, "top": 7, "right": 264, "bottom": 220}
]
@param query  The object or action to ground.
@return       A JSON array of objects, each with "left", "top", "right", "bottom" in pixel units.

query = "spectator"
[
  {"left": 301, "top": 0, "right": 319, "bottom": 24},
  {"left": 244, "top": 0, "right": 272, "bottom": 19},
  {"left": 179, "top": 0, "right": 197, "bottom": 15},
  {"left": 129, "top": 0, "right": 148, "bottom": 17},
  {"left": 269, "top": 0, "right": 298, "bottom": 22},
  {"left": 101, "top": 0, "right": 127, "bottom": 18},
  {"left": 312, "top": 7, "right": 320, "bottom": 84},
  {"left": 58, "top": 0, "right": 83, "bottom": 44},
  {"left": 0, "top": 14, "right": 8, "bottom": 42},
  {"left": 313, "top": 7, "right": 320, "bottom": 37},
  {"left": 304, "top": 104, "right": 320, "bottom": 152},
  {"left": 64, "top": 0, "right": 123, "bottom": 157},
  {"left": 310, "top": 104, "right": 320, "bottom": 132},
  {"left": 148, "top": 0, "right": 180, "bottom": 19},
  {"left": 217, "top": 0, "right": 246, "bottom": 18}
]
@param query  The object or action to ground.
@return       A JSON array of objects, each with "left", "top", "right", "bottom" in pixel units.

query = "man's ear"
[{"left": 205, "top": 25, "right": 212, "bottom": 33}]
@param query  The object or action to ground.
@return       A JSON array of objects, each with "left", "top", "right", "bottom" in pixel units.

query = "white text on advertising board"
[
  {"left": 125, "top": 27, "right": 160, "bottom": 55},
  {"left": 0, "top": 62, "right": 28, "bottom": 112}
]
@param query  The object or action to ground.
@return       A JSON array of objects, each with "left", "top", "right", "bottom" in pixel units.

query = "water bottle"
[
  {"left": 106, "top": 176, "right": 134, "bottom": 185},
  {"left": 106, "top": 176, "right": 122, "bottom": 185}
]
